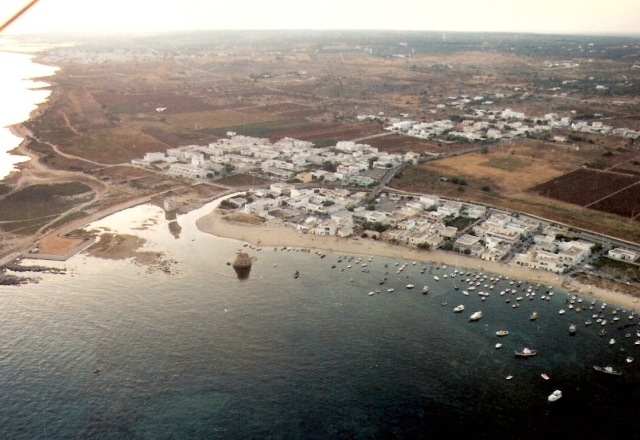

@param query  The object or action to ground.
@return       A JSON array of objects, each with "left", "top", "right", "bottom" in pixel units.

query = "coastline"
[{"left": 196, "top": 207, "right": 640, "bottom": 311}]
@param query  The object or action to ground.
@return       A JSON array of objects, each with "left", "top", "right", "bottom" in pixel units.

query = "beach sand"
[{"left": 196, "top": 208, "right": 640, "bottom": 311}]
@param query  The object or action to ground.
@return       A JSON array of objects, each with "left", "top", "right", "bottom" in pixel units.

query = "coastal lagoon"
[
  {"left": 1, "top": 201, "right": 640, "bottom": 439},
  {"left": 0, "top": 49, "right": 58, "bottom": 180}
]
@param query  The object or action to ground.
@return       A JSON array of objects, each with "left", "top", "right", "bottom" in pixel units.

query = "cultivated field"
[{"left": 530, "top": 169, "right": 640, "bottom": 207}]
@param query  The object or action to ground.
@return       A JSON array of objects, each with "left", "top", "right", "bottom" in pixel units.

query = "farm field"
[
  {"left": 530, "top": 169, "right": 640, "bottom": 207},
  {"left": 588, "top": 184, "right": 640, "bottom": 219}
]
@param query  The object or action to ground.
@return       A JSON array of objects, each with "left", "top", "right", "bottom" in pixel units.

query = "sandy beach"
[{"left": 196, "top": 207, "right": 640, "bottom": 311}]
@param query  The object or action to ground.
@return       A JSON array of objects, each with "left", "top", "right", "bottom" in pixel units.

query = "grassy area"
[
  {"left": 44, "top": 211, "right": 88, "bottom": 232},
  {"left": 445, "top": 216, "right": 474, "bottom": 230},
  {"left": 199, "top": 118, "right": 316, "bottom": 139},
  {"left": 480, "top": 156, "right": 533, "bottom": 172},
  {"left": 0, "top": 183, "right": 93, "bottom": 223},
  {"left": 216, "top": 174, "right": 271, "bottom": 186},
  {"left": 592, "top": 256, "right": 640, "bottom": 283},
  {"left": 107, "top": 103, "right": 141, "bottom": 114}
]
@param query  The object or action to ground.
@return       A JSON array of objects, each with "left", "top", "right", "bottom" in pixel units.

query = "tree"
[
  {"left": 366, "top": 203, "right": 376, "bottom": 211},
  {"left": 322, "top": 161, "right": 337, "bottom": 172}
]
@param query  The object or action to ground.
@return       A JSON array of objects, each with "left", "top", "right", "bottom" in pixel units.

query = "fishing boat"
[
  {"left": 407, "top": 284, "right": 415, "bottom": 289},
  {"left": 387, "top": 288, "right": 394, "bottom": 292},
  {"left": 496, "top": 330, "right": 509, "bottom": 337},
  {"left": 495, "top": 343, "right": 502, "bottom": 349},
  {"left": 569, "top": 324, "right": 577, "bottom": 335},
  {"left": 593, "top": 365, "right": 622, "bottom": 376},
  {"left": 541, "top": 373, "right": 549, "bottom": 380},
  {"left": 422, "top": 286, "right": 429, "bottom": 294},
  {"left": 529, "top": 311, "right": 538, "bottom": 321},
  {"left": 548, "top": 390, "right": 562, "bottom": 402},
  {"left": 469, "top": 311, "right": 483, "bottom": 321},
  {"left": 434, "top": 276, "right": 440, "bottom": 281},
  {"left": 514, "top": 347, "right": 537, "bottom": 357},
  {"left": 453, "top": 304, "right": 465, "bottom": 313}
]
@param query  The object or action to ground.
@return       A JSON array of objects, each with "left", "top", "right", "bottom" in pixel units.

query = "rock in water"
[
  {"left": 232, "top": 252, "right": 252, "bottom": 280},
  {"left": 233, "top": 252, "right": 252, "bottom": 268}
]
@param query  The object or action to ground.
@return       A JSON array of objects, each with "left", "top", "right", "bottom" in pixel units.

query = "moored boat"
[
  {"left": 469, "top": 311, "right": 483, "bottom": 321},
  {"left": 496, "top": 330, "right": 509, "bottom": 337},
  {"left": 453, "top": 304, "right": 465, "bottom": 313},
  {"left": 548, "top": 390, "right": 562, "bottom": 402},
  {"left": 529, "top": 311, "right": 538, "bottom": 321},
  {"left": 569, "top": 324, "right": 577, "bottom": 335},
  {"left": 407, "top": 284, "right": 415, "bottom": 289},
  {"left": 422, "top": 286, "right": 429, "bottom": 294},
  {"left": 593, "top": 365, "right": 622, "bottom": 376},
  {"left": 515, "top": 347, "right": 537, "bottom": 357}
]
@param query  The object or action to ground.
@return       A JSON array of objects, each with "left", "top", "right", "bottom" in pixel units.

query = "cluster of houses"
[
  {"left": 385, "top": 107, "right": 640, "bottom": 142},
  {"left": 131, "top": 135, "right": 416, "bottom": 185},
  {"left": 225, "top": 183, "right": 640, "bottom": 276}
]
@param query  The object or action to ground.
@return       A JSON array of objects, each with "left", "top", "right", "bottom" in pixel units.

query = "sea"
[
  {"left": 1, "top": 201, "right": 640, "bottom": 439},
  {"left": 0, "top": 46, "right": 58, "bottom": 180}
]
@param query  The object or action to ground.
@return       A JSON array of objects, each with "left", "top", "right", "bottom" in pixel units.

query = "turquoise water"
[{"left": 1, "top": 203, "right": 639, "bottom": 439}]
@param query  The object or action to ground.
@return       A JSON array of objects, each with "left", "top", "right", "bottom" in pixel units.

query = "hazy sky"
[{"left": 2, "top": 0, "right": 639, "bottom": 36}]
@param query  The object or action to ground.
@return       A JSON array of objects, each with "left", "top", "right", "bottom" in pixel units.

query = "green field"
[
  {"left": 480, "top": 156, "right": 533, "bottom": 172},
  {"left": 199, "top": 118, "right": 317, "bottom": 139},
  {"left": 216, "top": 174, "right": 271, "bottom": 187},
  {"left": 0, "top": 183, "right": 94, "bottom": 234}
]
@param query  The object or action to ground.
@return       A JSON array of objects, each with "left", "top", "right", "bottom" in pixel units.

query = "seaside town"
[{"left": 131, "top": 128, "right": 640, "bottom": 282}]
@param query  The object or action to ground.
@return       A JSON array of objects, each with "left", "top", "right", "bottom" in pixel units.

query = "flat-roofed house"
[{"left": 608, "top": 248, "right": 639, "bottom": 262}]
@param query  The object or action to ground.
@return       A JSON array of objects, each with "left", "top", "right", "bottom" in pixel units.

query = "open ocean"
[{"left": 1, "top": 202, "right": 640, "bottom": 439}]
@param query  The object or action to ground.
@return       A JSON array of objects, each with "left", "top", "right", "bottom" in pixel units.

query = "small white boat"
[
  {"left": 368, "top": 291, "right": 375, "bottom": 296},
  {"left": 434, "top": 276, "right": 440, "bottom": 281},
  {"left": 593, "top": 365, "right": 621, "bottom": 375},
  {"left": 548, "top": 390, "right": 562, "bottom": 402},
  {"left": 407, "top": 284, "right": 415, "bottom": 289},
  {"left": 387, "top": 288, "right": 394, "bottom": 292},
  {"left": 453, "top": 304, "right": 465, "bottom": 313},
  {"left": 469, "top": 311, "right": 483, "bottom": 321},
  {"left": 541, "top": 373, "right": 549, "bottom": 380},
  {"left": 462, "top": 290, "right": 469, "bottom": 296},
  {"left": 515, "top": 347, "right": 537, "bottom": 357},
  {"left": 506, "top": 375, "right": 513, "bottom": 380},
  {"left": 422, "top": 286, "right": 429, "bottom": 294},
  {"left": 496, "top": 330, "right": 509, "bottom": 337},
  {"left": 609, "top": 338, "right": 615, "bottom": 345},
  {"left": 495, "top": 343, "right": 502, "bottom": 349},
  {"left": 559, "top": 309, "right": 566, "bottom": 315}
]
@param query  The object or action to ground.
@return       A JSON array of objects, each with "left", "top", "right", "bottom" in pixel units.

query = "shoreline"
[{"left": 196, "top": 207, "right": 640, "bottom": 311}]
